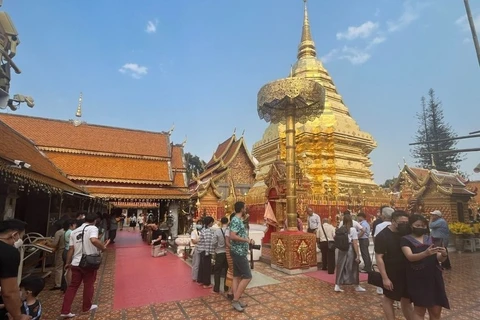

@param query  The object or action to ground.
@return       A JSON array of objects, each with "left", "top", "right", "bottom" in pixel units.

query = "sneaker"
[
  {"left": 334, "top": 285, "right": 344, "bottom": 292},
  {"left": 376, "top": 287, "right": 383, "bottom": 295},
  {"left": 60, "top": 313, "right": 76, "bottom": 318},
  {"left": 359, "top": 269, "right": 368, "bottom": 273},
  {"left": 232, "top": 300, "right": 244, "bottom": 312},
  {"left": 355, "top": 286, "right": 366, "bottom": 292},
  {"left": 85, "top": 304, "right": 98, "bottom": 312},
  {"left": 239, "top": 300, "right": 248, "bottom": 308}
]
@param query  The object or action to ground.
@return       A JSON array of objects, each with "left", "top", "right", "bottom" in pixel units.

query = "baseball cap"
[{"left": 430, "top": 210, "right": 442, "bottom": 217}]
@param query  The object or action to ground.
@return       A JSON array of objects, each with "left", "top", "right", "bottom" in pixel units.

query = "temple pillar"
[{"left": 169, "top": 201, "right": 179, "bottom": 238}]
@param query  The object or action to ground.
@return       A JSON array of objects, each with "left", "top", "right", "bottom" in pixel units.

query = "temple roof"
[
  {"left": 396, "top": 165, "right": 475, "bottom": 197},
  {"left": 0, "top": 120, "right": 84, "bottom": 193},
  {"left": 194, "top": 134, "right": 255, "bottom": 184},
  {"left": 0, "top": 113, "right": 189, "bottom": 200},
  {"left": 0, "top": 113, "right": 171, "bottom": 158}
]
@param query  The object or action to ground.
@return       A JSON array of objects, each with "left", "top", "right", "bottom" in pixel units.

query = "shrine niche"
[{"left": 393, "top": 165, "right": 475, "bottom": 223}]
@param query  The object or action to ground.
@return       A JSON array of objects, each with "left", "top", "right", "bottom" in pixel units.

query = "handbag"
[
  {"left": 320, "top": 223, "right": 335, "bottom": 250},
  {"left": 78, "top": 226, "right": 102, "bottom": 270},
  {"left": 367, "top": 269, "right": 384, "bottom": 288}
]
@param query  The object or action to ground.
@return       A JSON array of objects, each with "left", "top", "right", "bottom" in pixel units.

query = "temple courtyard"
[{"left": 36, "top": 231, "right": 480, "bottom": 320}]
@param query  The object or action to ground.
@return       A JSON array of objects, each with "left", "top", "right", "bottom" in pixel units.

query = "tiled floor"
[{"left": 39, "top": 231, "right": 480, "bottom": 319}]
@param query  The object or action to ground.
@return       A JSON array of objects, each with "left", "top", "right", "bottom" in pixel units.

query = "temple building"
[
  {"left": 0, "top": 119, "right": 89, "bottom": 235},
  {"left": 0, "top": 106, "right": 190, "bottom": 236},
  {"left": 247, "top": 0, "right": 389, "bottom": 224},
  {"left": 189, "top": 132, "right": 256, "bottom": 219},
  {"left": 392, "top": 165, "right": 475, "bottom": 223}
]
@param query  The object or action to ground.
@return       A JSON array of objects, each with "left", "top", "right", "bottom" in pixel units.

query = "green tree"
[
  {"left": 411, "top": 89, "right": 462, "bottom": 172},
  {"left": 380, "top": 177, "right": 397, "bottom": 189},
  {"left": 184, "top": 152, "right": 206, "bottom": 182}
]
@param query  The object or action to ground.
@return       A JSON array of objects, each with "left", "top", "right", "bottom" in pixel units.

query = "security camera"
[
  {"left": 474, "top": 163, "right": 480, "bottom": 173},
  {"left": 12, "top": 94, "right": 34, "bottom": 107},
  {"left": 12, "top": 160, "right": 31, "bottom": 169}
]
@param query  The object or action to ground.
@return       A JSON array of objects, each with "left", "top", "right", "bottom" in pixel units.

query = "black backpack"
[{"left": 334, "top": 226, "right": 349, "bottom": 251}]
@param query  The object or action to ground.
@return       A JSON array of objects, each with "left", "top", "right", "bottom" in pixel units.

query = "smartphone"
[{"left": 433, "top": 238, "right": 444, "bottom": 248}]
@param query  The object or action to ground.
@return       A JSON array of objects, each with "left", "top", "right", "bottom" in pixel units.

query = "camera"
[{"left": 249, "top": 243, "right": 261, "bottom": 250}]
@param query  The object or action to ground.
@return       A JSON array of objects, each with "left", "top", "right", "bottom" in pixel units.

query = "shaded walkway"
[{"left": 112, "top": 231, "right": 212, "bottom": 309}]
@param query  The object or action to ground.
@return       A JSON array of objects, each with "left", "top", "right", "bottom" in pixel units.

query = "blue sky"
[{"left": 3, "top": 0, "right": 480, "bottom": 184}]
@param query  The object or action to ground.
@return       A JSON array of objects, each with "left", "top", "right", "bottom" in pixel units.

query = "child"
[{"left": 19, "top": 276, "right": 45, "bottom": 319}]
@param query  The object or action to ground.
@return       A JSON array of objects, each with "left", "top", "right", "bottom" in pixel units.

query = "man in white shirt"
[
  {"left": 306, "top": 208, "right": 321, "bottom": 234},
  {"left": 316, "top": 218, "right": 336, "bottom": 274},
  {"left": 190, "top": 220, "right": 202, "bottom": 282},
  {"left": 60, "top": 213, "right": 109, "bottom": 318}
]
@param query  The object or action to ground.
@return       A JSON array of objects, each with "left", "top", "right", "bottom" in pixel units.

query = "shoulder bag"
[
  {"left": 320, "top": 223, "right": 336, "bottom": 250},
  {"left": 79, "top": 226, "right": 102, "bottom": 270}
]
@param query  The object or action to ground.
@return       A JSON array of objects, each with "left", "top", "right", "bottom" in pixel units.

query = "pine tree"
[{"left": 411, "top": 89, "right": 462, "bottom": 172}]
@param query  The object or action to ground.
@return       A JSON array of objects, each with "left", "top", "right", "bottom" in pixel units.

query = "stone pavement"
[{"left": 38, "top": 231, "right": 480, "bottom": 319}]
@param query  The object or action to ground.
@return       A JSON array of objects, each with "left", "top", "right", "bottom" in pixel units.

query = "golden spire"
[
  {"left": 297, "top": 0, "right": 317, "bottom": 60},
  {"left": 75, "top": 92, "right": 83, "bottom": 118}
]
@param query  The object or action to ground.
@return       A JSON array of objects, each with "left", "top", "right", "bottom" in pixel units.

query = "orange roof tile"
[
  {"left": 0, "top": 120, "right": 82, "bottom": 192},
  {"left": 43, "top": 152, "right": 172, "bottom": 184},
  {"left": 0, "top": 113, "right": 171, "bottom": 157},
  {"left": 205, "top": 135, "right": 235, "bottom": 168},
  {"left": 86, "top": 186, "right": 189, "bottom": 200},
  {"left": 172, "top": 171, "right": 187, "bottom": 188},
  {"left": 171, "top": 145, "right": 185, "bottom": 169}
]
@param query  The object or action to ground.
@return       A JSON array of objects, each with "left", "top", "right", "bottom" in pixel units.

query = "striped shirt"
[{"left": 197, "top": 228, "right": 215, "bottom": 255}]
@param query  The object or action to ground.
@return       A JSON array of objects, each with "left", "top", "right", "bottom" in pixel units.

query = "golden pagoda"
[{"left": 250, "top": 0, "right": 382, "bottom": 215}]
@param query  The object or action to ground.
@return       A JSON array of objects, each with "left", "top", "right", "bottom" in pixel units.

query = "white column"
[{"left": 169, "top": 201, "right": 179, "bottom": 238}]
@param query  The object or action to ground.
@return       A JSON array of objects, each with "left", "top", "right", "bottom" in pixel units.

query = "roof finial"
[
  {"left": 233, "top": 127, "right": 236, "bottom": 136},
  {"left": 181, "top": 135, "right": 187, "bottom": 147},
  {"left": 168, "top": 123, "right": 175, "bottom": 136},
  {"left": 241, "top": 129, "right": 245, "bottom": 136},
  {"left": 76, "top": 92, "right": 83, "bottom": 118},
  {"left": 297, "top": 0, "right": 317, "bottom": 60},
  {"left": 289, "top": 64, "right": 293, "bottom": 77},
  {"left": 431, "top": 154, "right": 436, "bottom": 169}
]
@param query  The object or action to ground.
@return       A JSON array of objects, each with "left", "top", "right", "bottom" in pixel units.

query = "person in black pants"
[
  {"left": 212, "top": 217, "right": 229, "bottom": 293},
  {"left": 318, "top": 218, "right": 336, "bottom": 274},
  {"left": 197, "top": 217, "right": 215, "bottom": 289}
]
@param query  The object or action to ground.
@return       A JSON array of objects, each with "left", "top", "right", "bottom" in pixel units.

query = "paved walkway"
[{"left": 40, "top": 230, "right": 480, "bottom": 319}]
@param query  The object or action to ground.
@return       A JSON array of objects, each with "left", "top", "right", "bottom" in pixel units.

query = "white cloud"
[
  {"left": 119, "top": 63, "right": 148, "bottom": 79},
  {"left": 339, "top": 46, "right": 371, "bottom": 65},
  {"left": 456, "top": 13, "right": 480, "bottom": 32},
  {"left": 321, "top": 49, "right": 340, "bottom": 63},
  {"left": 336, "top": 21, "right": 379, "bottom": 40},
  {"left": 387, "top": 1, "right": 422, "bottom": 32},
  {"left": 145, "top": 19, "right": 158, "bottom": 34}
]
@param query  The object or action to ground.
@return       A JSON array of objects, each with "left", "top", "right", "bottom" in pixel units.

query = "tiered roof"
[
  {"left": 395, "top": 165, "right": 475, "bottom": 198},
  {"left": 0, "top": 114, "right": 189, "bottom": 201},
  {"left": 0, "top": 120, "right": 83, "bottom": 193},
  {"left": 190, "top": 133, "right": 255, "bottom": 197}
]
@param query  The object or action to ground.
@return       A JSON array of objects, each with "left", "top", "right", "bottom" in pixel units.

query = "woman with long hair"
[
  {"left": 401, "top": 214, "right": 449, "bottom": 320},
  {"left": 334, "top": 214, "right": 366, "bottom": 292}
]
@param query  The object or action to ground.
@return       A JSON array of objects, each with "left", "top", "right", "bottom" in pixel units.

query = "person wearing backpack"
[{"left": 334, "top": 214, "right": 366, "bottom": 293}]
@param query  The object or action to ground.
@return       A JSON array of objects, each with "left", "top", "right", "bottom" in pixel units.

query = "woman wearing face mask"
[{"left": 401, "top": 214, "right": 450, "bottom": 320}]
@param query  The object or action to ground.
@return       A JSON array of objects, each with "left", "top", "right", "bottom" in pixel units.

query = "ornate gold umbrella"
[{"left": 257, "top": 77, "right": 325, "bottom": 231}]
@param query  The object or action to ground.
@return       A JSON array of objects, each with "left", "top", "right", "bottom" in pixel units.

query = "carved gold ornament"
[
  {"left": 274, "top": 238, "right": 286, "bottom": 265},
  {"left": 297, "top": 240, "right": 309, "bottom": 265},
  {"left": 257, "top": 77, "right": 325, "bottom": 124}
]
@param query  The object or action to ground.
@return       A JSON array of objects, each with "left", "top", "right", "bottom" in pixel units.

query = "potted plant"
[{"left": 450, "top": 222, "right": 474, "bottom": 252}]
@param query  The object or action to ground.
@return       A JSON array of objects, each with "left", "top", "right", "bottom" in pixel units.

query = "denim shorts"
[{"left": 231, "top": 252, "right": 252, "bottom": 279}]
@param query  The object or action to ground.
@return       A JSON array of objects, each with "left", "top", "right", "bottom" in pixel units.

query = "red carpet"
[
  {"left": 112, "top": 231, "right": 212, "bottom": 310},
  {"left": 306, "top": 269, "right": 368, "bottom": 284}
]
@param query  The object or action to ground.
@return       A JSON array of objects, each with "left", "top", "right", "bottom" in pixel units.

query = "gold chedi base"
[{"left": 270, "top": 231, "right": 317, "bottom": 275}]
